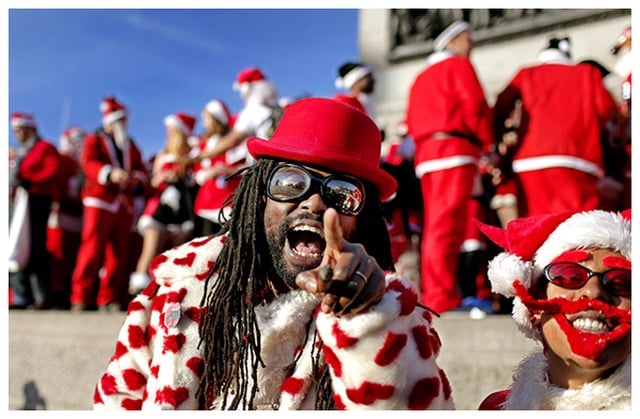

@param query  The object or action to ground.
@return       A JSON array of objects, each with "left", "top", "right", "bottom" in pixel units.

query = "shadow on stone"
[{"left": 22, "top": 380, "right": 46, "bottom": 410}]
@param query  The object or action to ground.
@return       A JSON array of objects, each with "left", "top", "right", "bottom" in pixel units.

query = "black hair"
[{"left": 196, "top": 158, "right": 394, "bottom": 409}]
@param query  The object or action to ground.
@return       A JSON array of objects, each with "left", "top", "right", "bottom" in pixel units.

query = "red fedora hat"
[{"left": 247, "top": 97, "right": 397, "bottom": 201}]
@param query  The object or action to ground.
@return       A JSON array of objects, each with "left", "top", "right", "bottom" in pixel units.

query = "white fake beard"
[{"left": 112, "top": 120, "right": 129, "bottom": 149}]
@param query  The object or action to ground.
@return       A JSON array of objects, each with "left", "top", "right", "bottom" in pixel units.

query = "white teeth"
[
  {"left": 292, "top": 224, "right": 323, "bottom": 236},
  {"left": 572, "top": 317, "right": 609, "bottom": 333}
]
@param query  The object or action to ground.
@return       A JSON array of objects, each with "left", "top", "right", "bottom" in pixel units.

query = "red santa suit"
[
  {"left": 47, "top": 150, "right": 84, "bottom": 306},
  {"left": 193, "top": 135, "right": 244, "bottom": 226},
  {"left": 92, "top": 235, "right": 454, "bottom": 410},
  {"left": 9, "top": 117, "right": 61, "bottom": 308},
  {"left": 406, "top": 51, "right": 493, "bottom": 313},
  {"left": 493, "top": 50, "right": 617, "bottom": 217},
  {"left": 71, "top": 124, "right": 148, "bottom": 309}
]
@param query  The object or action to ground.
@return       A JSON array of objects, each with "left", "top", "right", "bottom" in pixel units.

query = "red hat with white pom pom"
[{"left": 477, "top": 209, "right": 631, "bottom": 340}]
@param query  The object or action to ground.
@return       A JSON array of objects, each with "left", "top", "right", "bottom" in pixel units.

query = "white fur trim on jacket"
[{"left": 504, "top": 351, "right": 630, "bottom": 410}]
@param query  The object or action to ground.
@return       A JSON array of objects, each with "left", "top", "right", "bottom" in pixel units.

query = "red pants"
[
  {"left": 46, "top": 226, "right": 81, "bottom": 301},
  {"left": 419, "top": 164, "right": 476, "bottom": 313},
  {"left": 70, "top": 204, "right": 133, "bottom": 307},
  {"left": 517, "top": 168, "right": 599, "bottom": 217}
]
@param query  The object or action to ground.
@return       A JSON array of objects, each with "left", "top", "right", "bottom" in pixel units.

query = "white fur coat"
[{"left": 93, "top": 235, "right": 454, "bottom": 410}]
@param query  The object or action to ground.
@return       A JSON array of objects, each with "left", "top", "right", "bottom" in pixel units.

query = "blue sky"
[{"left": 8, "top": 7, "right": 360, "bottom": 159}]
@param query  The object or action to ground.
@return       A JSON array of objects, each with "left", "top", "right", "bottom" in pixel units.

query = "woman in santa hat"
[
  {"left": 129, "top": 112, "right": 199, "bottom": 295},
  {"left": 477, "top": 209, "right": 631, "bottom": 410},
  {"left": 192, "top": 99, "right": 240, "bottom": 237}
]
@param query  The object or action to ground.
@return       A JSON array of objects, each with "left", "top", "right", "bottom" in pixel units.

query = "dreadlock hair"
[{"left": 196, "top": 158, "right": 394, "bottom": 410}]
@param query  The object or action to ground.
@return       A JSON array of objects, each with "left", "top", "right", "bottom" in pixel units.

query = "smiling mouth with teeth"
[
  {"left": 569, "top": 311, "right": 613, "bottom": 334},
  {"left": 287, "top": 224, "right": 326, "bottom": 260}
]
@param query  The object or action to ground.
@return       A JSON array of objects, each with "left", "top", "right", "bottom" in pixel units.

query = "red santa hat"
[
  {"left": 477, "top": 209, "right": 631, "bottom": 339},
  {"left": 10, "top": 112, "right": 36, "bottom": 129},
  {"left": 100, "top": 96, "right": 128, "bottom": 126},
  {"left": 204, "top": 99, "right": 232, "bottom": 126},
  {"left": 433, "top": 20, "right": 470, "bottom": 52},
  {"left": 334, "top": 62, "right": 373, "bottom": 90},
  {"left": 164, "top": 112, "right": 197, "bottom": 136},
  {"left": 232, "top": 67, "right": 266, "bottom": 93}
]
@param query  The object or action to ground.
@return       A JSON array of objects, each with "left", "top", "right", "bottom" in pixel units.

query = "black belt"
[{"left": 427, "top": 131, "right": 483, "bottom": 147}]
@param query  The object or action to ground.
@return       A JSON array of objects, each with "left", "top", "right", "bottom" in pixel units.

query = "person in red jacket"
[
  {"left": 192, "top": 99, "right": 240, "bottom": 236},
  {"left": 406, "top": 20, "right": 494, "bottom": 314},
  {"left": 493, "top": 36, "right": 617, "bottom": 217},
  {"left": 46, "top": 126, "right": 87, "bottom": 309},
  {"left": 477, "top": 209, "right": 630, "bottom": 409},
  {"left": 70, "top": 96, "right": 149, "bottom": 312},
  {"left": 9, "top": 112, "right": 61, "bottom": 309}
]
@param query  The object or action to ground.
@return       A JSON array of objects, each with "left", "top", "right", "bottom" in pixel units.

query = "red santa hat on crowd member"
[
  {"left": 538, "top": 36, "right": 572, "bottom": 63},
  {"left": 477, "top": 209, "right": 631, "bottom": 340},
  {"left": 204, "top": 99, "right": 232, "bottom": 127},
  {"left": 433, "top": 20, "right": 470, "bottom": 52},
  {"left": 334, "top": 62, "right": 373, "bottom": 90},
  {"left": 10, "top": 112, "right": 36, "bottom": 129},
  {"left": 232, "top": 67, "right": 266, "bottom": 94},
  {"left": 164, "top": 112, "right": 197, "bottom": 136},
  {"left": 100, "top": 96, "right": 128, "bottom": 126}
]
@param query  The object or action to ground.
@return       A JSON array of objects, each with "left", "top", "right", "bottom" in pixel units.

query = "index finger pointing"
[{"left": 323, "top": 208, "right": 344, "bottom": 255}]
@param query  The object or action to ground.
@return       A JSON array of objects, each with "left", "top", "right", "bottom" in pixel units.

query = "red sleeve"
[
  {"left": 478, "top": 389, "right": 510, "bottom": 410},
  {"left": 455, "top": 58, "right": 494, "bottom": 151},
  {"left": 81, "top": 133, "right": 108, "bottom": 183}
]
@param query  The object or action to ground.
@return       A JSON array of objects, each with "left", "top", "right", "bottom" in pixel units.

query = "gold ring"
[{"left": 354, "top": 270, "right": 367, "bottom": 282}]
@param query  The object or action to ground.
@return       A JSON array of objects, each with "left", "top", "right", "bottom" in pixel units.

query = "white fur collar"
[{"left": 505, "top": 351, "right": 631, "bottom": 410}]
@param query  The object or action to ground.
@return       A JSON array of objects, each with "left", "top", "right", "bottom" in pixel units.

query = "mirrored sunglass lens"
[
  {"left": 603, "top": 269, "right": 632, "bottom": 297},
  {"left": 269, "top": 167, "right": 310, "bottom": 200},
  {"left": 325, "top": 179, "right": 364, "bottom": 214},
  {"left": 548, "top": 263, "right": 588, "bottom": 289}
]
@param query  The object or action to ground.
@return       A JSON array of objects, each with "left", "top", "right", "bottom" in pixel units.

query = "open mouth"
[{"left": 285, "top": 223, "right": 326, "bottom": 267}]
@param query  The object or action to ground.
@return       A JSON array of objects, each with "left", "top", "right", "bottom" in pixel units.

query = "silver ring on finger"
[{"left": 354, "top": 270, "right": 367, "bottom": 282}]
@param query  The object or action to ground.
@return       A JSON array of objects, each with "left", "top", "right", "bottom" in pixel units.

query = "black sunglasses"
[
  {"left": 544, "top": 261, "right": 631, "bottom": 298},
  {"left": 266, "top": 163, "right": 366, "bottom": 216}
]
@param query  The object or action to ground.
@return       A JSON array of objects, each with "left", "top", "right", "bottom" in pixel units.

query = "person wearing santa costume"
[
  {"left": 493, "top": 36, "right": 617, "bottom": 218},
  {"left": 70, "top": 96, "right": 149, "bottom": 312},
  {"left": 129, "top": 112, "right": 198, "bottom": 295},
  {"left": 333, "top": 61, "right": 376, "bottom": 117},
  {"left": 93, "top": 98, "right": 454, "bottom": 410},
  {"left": 405, "top": 20, "right": 494, "bottom": 314},
  {"left": 609, "top": 25, "right": 632, "bottom": 211},
  {"left": 477, "top": 209, "right": 631, "bottom": 410},
  {"left": 184, "top": 67, "right": 280, "bottom": 173},
  {"left": 192, "top": 99, "right": 241, "bottom": 237},
  {"left": 46, "top": 126, "right": 87, "bottom": 308},
  {"left": 9, "top": 112, "right": 61, "bottom": 309}
]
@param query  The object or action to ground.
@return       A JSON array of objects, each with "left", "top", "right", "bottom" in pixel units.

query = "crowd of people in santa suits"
[{"left": 8, "top": 22, "right": 631, "bottom": 316}]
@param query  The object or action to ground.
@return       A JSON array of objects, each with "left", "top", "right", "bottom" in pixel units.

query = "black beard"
[{"left": 265, "top": 212, "right": 321, "bottom": 289}]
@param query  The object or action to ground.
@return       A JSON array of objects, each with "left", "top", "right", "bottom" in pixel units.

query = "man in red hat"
[
  {"left": 70, "top": 96, "right": 149, "bottom": 312},
  {"left": 9, "top": 112, "right": 61, "bottom": 309},
  {"left": 405, "top": 20, "right": 494, "bottom": 314},
  {"left": 93, "top": 98, "right": 454, "bottom": 410},
  {"left": 477, "top": 209, "right": 631, "bottom": 409},
  {"left": 493, "top": 36, "right": 617, "bottom": 217}
]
